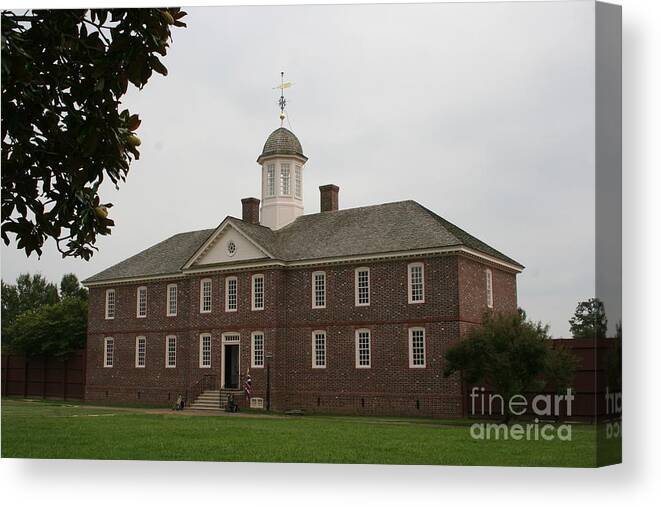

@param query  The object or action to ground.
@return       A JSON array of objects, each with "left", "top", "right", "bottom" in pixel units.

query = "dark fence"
[
  {"left": 1, "top": 350, "right": 86, "bottom": 400},
  {"left": 465, "top": 337, "right": 619, "bottom": 421}
]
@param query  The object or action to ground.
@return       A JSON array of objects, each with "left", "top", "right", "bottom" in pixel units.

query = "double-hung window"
[
  {"left": 104, "top": 337, "right": 114, "bottom": 367},
  {"left": 200, "top": 278, "right": 212, "bottom": 313},
  {"left": 199, "top": 334, "right": 211, "bottom": 368},
  {"left": 280, "top": 164, "right": 291, "bottom": 195},
  {"left": 136, "top": 286, "right": 147, "bottom": 318},
  {"left": 225, "top": 276, "right": 237, "bottom": 311},
  {"left": 135, "top": 336, "right": 146, "bottom": 368},
  {"left": 408, "top": 263, "right": 425, "bottom": 303},
  {"left": 408, "top": 328, "right": 426, "bottom": 368},
  {"left": 312, "top": 331, "right": 326, "bottom": 368},
  {"left": 252, "top": 274, "right": 264, "bottom": 310},
  {"left": 167, "top": 284, "right": 177, "bottom": 316},
  {"left": 312, "top": 271, "right": 326, "bottom": 308},
  {"left": 355, "top": 329, "right": 371, "bottom": 368},
  {"left": 105, "top": 289, "right": 115, "bottom": 319},
  {"left": 266, "top": 164, "right": 276, "bottom": 196},
  {"left": 166, "top": 336, "right": 177, "bottom": 368},
  {"left": 251, "top": 332, "right": 264, "bottom": 368},
  {"left": 355, "top": 267, "right": 370, "bottom": 306},
  {"left": 485, "top": 269, "right": 493, "bottom": 308}
]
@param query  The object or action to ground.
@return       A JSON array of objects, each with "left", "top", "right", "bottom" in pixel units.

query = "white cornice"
[{"left": 83, "top": 246, "right": 523, "bottom": 287}]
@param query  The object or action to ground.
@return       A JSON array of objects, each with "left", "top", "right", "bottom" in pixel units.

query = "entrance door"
[{"left": 224, "top": 344, "right": 240, "bottom": 389}]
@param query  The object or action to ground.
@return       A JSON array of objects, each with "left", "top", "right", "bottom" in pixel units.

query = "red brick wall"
[{"left": 85, "top": 254, "right": 519, "bottom": 417}]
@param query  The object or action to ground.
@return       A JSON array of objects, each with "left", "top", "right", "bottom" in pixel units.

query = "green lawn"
[{"left": 1, "top": 399, "right": 615, "bottom": 467}]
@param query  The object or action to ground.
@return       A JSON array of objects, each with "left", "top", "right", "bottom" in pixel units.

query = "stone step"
[{"left": 190, "top": 401, "right": 222, "bottom": 409}]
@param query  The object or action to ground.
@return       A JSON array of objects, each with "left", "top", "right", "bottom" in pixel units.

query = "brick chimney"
[
  {"left": 320, "top": 184, "right": 339, "bottom": 212},
  {"left": 241, "top": 197, "right": 260, "bottom": 225}
]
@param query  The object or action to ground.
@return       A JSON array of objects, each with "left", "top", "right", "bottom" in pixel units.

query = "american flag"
[{"left": 243, "top": 371, "right": 252, "bottom": 398}]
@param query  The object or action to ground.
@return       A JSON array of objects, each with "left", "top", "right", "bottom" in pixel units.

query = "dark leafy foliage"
[
  {"left": 569, "top": 298, "right": 608, "bottom": 339},
  {"left": 1, "top": 8, "right": 186, "bottom": 259},
  {"left": 443, "top": 310, "right": 577, "bottom": 420},
  {"left": 2, "top": 272, "right": 88, "bottom": 356},
  {"left": 1, "top": 273, "right": 59, "bottom": 326},
  {"left": 8, "top": 297, "right": 88, "bottom": 357},
  {"left": 60, "top": 272, "right": 88, "bottom": 300}
]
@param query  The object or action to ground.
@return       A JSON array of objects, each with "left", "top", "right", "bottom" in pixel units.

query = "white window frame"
[
  {"left": 408, "top": 327, "right": 426, "bottom": 368},
  {"left": 312, "top": 271, "right": 326, "bottom": 309},
  {"left": 200, "top": 278, "right": 212, "bottom": 313},
  {"left": 266, "top": 164, "right": 276, "bottom": 197},
  {"left": 104, "top": 337, "right": 114, "bottom": 368},
  {"left": 280, "top": 163, "right": 291, "bottom": 196},
  {"left": 408, "top": 262, "right": 425, "bottom": 304},
  {"left": 355, "top": 328, "right": 371, "bottom": 368},
  {"left": 136, "top": 286, "right": 147, "bottom": 318},
  {"left": 105, "top": 289, "right": 115, "bottom": 320},
  {"left": 252, "top": 274, "right": 265, "bottom": 311},
  {"left": 355, "top": 267, "right": 370, "bottom": 307},
  {"left": 166, "top": 283, "right": 177, "bottom": 317},
  {"left": 295, "top": 165, "right": 302, "bottom": 199},
  {"left": 166, "top": 335, "right": 177, "bottom": 368},
  {"left": 225, "top": 276, "right": 238, "bottom": 312},
  {"left": 199, "top": 333, "right": 211, "bottom": 368},
  {"left": 486, "top": 268, "right": 494, "bottom": 308},
  {"left": 251, "top": 332, "right": 265, "bottom": 368},
  {"left": 312, "top": 330, "right": 327, "bottom": 369},
  {"left": 135, "top": 336, "right": 146, "bottom": 368}
]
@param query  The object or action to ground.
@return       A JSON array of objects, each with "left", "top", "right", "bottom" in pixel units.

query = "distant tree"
[
  {"left": 4, "top": 273, "right": 59, "bottom": 316},
  {"left": 60, "top": 273, "right": 88, "bottom": 301},
  {"left": 1, "top": 8, "right": 187, "bottom": 259},
  {"left": 8, "top": 298, "right": 87, "bottom": 357},
  {"left": 443, "top": 310, "right": 576, "bottom": 423},
  {"left": 1, "top": 273, "right": 60, "bottom": 350},
  {"left": 569, "top": 298, "right": 608, "bottom": 339}
]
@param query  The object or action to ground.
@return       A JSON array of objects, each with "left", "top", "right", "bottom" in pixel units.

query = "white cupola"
[{"left": 256, "top": 127, "right": 308, "bottom": 229}]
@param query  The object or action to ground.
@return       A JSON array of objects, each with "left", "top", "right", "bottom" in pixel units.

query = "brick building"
[{"left": 83, "top": 126, "right": 523, "bottom": 417}]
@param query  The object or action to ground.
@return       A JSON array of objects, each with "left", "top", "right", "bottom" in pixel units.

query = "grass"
[{"left": 1, "top": 399, "right": 617, "bottom": 467}]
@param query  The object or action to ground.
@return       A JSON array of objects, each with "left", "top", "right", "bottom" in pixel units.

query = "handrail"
[{"left": 185, "top": 374, "right": 217, "bottom": 408}]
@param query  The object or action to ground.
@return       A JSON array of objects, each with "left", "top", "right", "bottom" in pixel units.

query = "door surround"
[{"left": 221, "top": 332, "right": 241, "bottom": 389}]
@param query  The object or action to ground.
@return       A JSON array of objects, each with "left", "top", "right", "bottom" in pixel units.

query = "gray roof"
[
  {"left": 83, "top": 200, "right": 522, "bottom": 284},
  {"left": 257, "top": 127, "right": 306, "bottom": 162}
]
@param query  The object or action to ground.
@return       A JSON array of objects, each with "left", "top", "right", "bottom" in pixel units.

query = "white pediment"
[{"left": 193, "top": 224, "right": 269, "bottom": 266}]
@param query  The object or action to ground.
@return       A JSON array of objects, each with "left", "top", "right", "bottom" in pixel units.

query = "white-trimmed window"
[
  {"left": 105, "top": 289, "right": 115, "bottom": 319},
  {"left": 167, "top": 284, "right": 177, "bottom": 316},
  {"left": 225, "top": 276, "right": 237, "bottom": 312},
  {"left": 280, "top": 163, "right": 291, "bottom": 195},
  {"left": 136, "top": 286, "right": 147, "bottom": 318},
  {"left": 295, "top": 165, "right": 302, "bottom": 198},
  {"left": 252, "top": 274, "right": 264, "bottom": 310},
  {"left": 355, "top": 267, "right": 370, "bottom": 306},
  {"left": 486, "top": 268, "right": 494, "bottom": 308},
  {"left": 199, "top": 334, "right": 211, "bottom": 368},
  {"left": 355, "top": 329, "right": 371, "bottom": 368},
  {"left": 312, "top": 271, "right": 326, "bottom": 309},
  {"left": 104, "top": 337, "right": 114, "bottom": 367},
  {"left": 408, "top": 262, "right": 425, "bottom": 304},
  {"left": 166, "top": 335, "right": 177, "bottom": 368},
  {"left": 251, "top": 332, "right": 264, "bottom": 368},
  {"left": 135, "top": 336, "right": 146, "bottom": 368},
  {"left": 200, "top": 278, "right": 212, "bottom": 313},
  {"left": 408, "top": 327, "right": 426, "bottom": 368},
  {"left": 312, "top": 330, "right": 326, "bottom": 368},
  {"left": 266, "top": 164, "right": 276, "bottom": 197}
]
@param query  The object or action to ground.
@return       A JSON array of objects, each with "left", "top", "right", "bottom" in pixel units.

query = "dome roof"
[{"left": 257, "top": 127, "right": 307, "bottom": 163}]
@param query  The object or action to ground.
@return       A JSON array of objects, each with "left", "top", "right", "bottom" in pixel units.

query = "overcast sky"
[{"left": 2, "top": 1, "right": 604, "bottom": 336}]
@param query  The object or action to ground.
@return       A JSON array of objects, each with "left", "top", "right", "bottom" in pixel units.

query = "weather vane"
[{"left": 273, "top": 71, "right": 293, "bottom": 127}]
